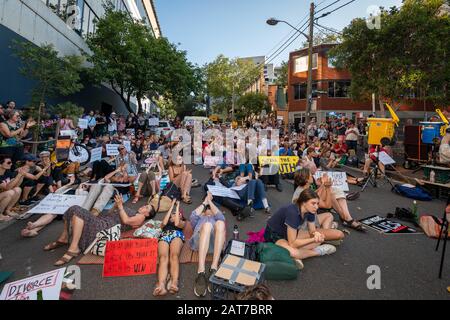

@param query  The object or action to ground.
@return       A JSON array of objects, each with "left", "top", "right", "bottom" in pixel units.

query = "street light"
[{"left": 266, "top": 2, "right": 315, "bottom": 129}]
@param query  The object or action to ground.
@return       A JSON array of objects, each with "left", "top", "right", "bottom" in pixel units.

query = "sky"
[{"left": 154, "top": 0, "right": 403, "bottom": 68}]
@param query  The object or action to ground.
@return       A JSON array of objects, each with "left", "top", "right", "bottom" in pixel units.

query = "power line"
[
  {"left": 315, "top": 0, "right": 342, "bottom": 14},
  {"left": 315, "top": 0, "right": 357, "bottom": 20},
  {"left": 314, "top": 22, "right": 342, "bottom": 35}
]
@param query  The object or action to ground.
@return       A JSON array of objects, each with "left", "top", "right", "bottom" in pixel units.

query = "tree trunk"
[
  {"left": 137, "top": 94, "right": 143, "bottom": 114},
  {"left": 111, "top": 83, "right": 134, "bottom": 114},
  {"left": 379, "top": 99, "right": 386, "bottom": 118}
]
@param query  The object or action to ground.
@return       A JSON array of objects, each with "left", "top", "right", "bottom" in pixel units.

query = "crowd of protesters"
[{"left": 1, "top": 99, "right": 391, "bottom": 299}]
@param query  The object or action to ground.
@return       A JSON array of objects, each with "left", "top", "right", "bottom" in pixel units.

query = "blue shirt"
[{"left": 267, "top": 204, "right": 315, "bottom": 240}]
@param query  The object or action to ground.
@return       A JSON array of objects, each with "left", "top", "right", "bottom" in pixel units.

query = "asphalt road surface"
[{"left": 0, "top": 165, "right": 449, "bottom": 300}]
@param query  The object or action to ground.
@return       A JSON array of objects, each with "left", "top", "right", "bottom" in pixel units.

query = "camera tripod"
[{"left": 361, "top": 145, "right": 395, "bottom": 192}]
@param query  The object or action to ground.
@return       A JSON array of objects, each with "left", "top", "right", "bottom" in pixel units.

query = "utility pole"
[{"left": 305, "top": 1, "right": 315, "bottom": 129}]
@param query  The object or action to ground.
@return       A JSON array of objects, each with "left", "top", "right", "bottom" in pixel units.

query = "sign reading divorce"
[
  {"left": 0, "top": 268, "right": 66, "bottom": 300},
  {"left": 106, "top": 144, "right": 120, "bottom": 156},
  {"left": 314, "top": 171, "right": 349, "bottom": 192},
  {"left": 27, "top": 194, "right": 87, "bottom": 215},
  {"left": 258, "top": 156, "right": 299, "bottom": 174},
  {"left": 103, "top": 239, "right": 158, "bottom": 277}
]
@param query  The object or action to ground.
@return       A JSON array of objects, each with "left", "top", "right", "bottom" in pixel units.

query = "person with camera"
[
  {"left": 190, "top": 191, "right": 226, "bottom": 297},
  {"left": 153, "top": 199, "right": 186, "bottom": 297}
]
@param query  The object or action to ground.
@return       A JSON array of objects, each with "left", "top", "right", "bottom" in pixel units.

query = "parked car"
[{"left": 155, "top": 120, "right": 175, "bottom": 138}]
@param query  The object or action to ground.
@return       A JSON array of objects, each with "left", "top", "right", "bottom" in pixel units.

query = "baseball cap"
[{"left": 23, "top": 154, "right": 38, "bottom": 161}]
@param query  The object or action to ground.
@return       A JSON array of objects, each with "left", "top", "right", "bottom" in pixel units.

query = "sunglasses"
[{"left": 4, "top": 161, "right": 12, "bottom": 165}]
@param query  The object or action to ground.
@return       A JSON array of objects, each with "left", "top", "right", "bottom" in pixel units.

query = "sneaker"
[
  {"left": 324, "top": 239, "right": 343, "bottom": 246},
  {"left": 315, "top": 244, "right": 337, "bottom": 256},
  {"left": 294, "top": 259, "right": 304, "bottom": 270},
  {"left": 19, "top": 200, "right": 32, "bottom": 206},
  {"left": 207, "top": 268, "right": 217, "bottom": 293},
  {"left": 29, "top": 196, "right": 40, "bottom": 203},
  {"left": 193, "top": 272, "right": 208, "bottom": 297},
  {"left": 276, "top": 184, "right": 283, "bottom": 192},
  {"left": 265, "top": 207, "right": 272, "bottom": 215}
]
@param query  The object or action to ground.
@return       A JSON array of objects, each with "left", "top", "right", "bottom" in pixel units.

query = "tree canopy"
[{"left": 329, "top": 0, "right": 450, "bottom": 106}]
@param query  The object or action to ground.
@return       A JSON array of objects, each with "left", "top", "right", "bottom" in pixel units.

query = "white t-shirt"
[
  {"left": 108, "top": 118, "right": 117, "bottom": 132},
  {"left": 345, "top": 128, "right": 359, "bottom": 141}
]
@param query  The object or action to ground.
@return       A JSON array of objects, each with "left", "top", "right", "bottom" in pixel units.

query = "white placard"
[
  {"left": 78, "top": 119, "right": 88, "bottom": 129},
  {"left": 27, "top": 194, "right": 87, "bottom": 215},
  {"left": 230, "top": 184, "right": 247, "bottom": 191},
  {"left": 230, "top": 240, "right": 246, "bottom": 257},
  {"left": 148, "top": 118, "right": 159, "bottom": 126},
  {"left": 123, "top": 140, "right": 131, "bottom": 153},
  {"left": 90, "top": 147, "right": 103, "bottom": 163},
  {"left": 126, "top": 129, "right": 135, "bottom": 136},
  {"left": 314, "top": 171, "right": 349, "bottom": 192},
  {"left": 59, "top": 130, "right": 77, "bottom": 137},
  {"left": 0, "top": 267, "right": 66, "bottom": 300},
  {"left": 204, "top": 156, "right": 221, "bottom": 168},
  {"left": 106, "top": 144, "right": 120, "bottom": 156},
  {"left": 377, "top": 151, "right": 396, "bottom": 165},
  {"left": 207, "top": 185, "right": 240, "bottom": 200}
]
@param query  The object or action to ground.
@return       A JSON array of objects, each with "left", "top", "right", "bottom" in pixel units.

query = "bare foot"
[
  {"left": 21, "top": 228, "right": 38, "bottom": 238},
  {"left": 0, "top": 214, "right": 13, "bottom": 222},
  {"left": 27, "top": 221, "right": 35, "bottom": 230},
  {"left": 153, "top": 285, "right": 168, "bottom": 297}
]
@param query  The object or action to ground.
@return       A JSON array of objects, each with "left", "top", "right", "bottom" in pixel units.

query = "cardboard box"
[{"left": 214, "top": 254, "right": 263, "bottom": 287}]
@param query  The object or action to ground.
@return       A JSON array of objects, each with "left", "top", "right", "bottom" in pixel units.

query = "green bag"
[{"left": 257, "top": 242, "right": 298, "bottom": 280}]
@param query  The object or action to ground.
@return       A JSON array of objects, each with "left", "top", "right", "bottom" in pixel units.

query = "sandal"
[
  {"left": 342, "top": 219, "right": 366, "bottom": 232},
  {"left": 54, "top": 250, "right": 80, "bottom": 266},
  {"left": 44, "top": 240, "right": 68, "bottom": 251},
  {"left": 182, "top": 196, "right": 192, "bottom": 204}
]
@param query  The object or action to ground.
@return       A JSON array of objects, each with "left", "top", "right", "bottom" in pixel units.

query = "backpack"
[
  {"left": 419, "top": 215, "right": 450, "bottom": 239},
  {"left": 256, "top": 242, "right": 298, "bottom": 280},
  {"left": 392, "top": 184, "right": 432, "bottom": 201}
]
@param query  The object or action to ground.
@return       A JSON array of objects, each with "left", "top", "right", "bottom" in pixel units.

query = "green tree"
[
  {"left": 87, "top": 4, "right": 199, "bottom": 114},
  {"left": 329, "top": 0, "right": 450, "bottom": 109},
  {"left": 276, "top": 61, "right": 289, "bottom": 87},
  {"left": 206, "top": 55, "right": 262, "bottom": 117},
  {"left": 236, "top": 92, "right": 270, "bottom": 120},
  {"left": 156, "top": 97, "right": 177, "bottom": 119},
  {"left": 12, "top": 41, "right": 84, "bottom": 152}
]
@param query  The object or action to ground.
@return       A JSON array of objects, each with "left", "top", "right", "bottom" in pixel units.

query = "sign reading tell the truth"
[
  {"left": 103, "top": 239, "right": 158, "bottom": 277},
  {"left": 258, "top": 156, "right": 299, "bottom": 174}
]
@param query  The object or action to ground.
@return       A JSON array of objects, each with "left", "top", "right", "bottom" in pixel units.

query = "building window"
[
  {"left": 294, "top": 53, "right": 318, "bottom": 73},
  {"left": 294, "top": 82, "right": 318, "bottom": 100},
  {"left": 328, "top": 81, "right": 351, "bottom": 98}
]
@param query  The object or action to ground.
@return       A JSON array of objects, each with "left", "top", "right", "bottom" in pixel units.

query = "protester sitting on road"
[
  {"left": 190, "top": 192, "right": 226, "bottom": 298},
  {"left": 153, "top": 199, "right": 186, "bottom": 297},
  {"left": 21, "top": 176, "right": 76, "bottom": 237},
  {"left": 293, "top": 168, "right": 366, "bottom": 232},
  {"left": 0, "top": 156, "right": 24, "bottom": 221},
  {"left": 301, "top": 147, "right": 318, "bottom": 175},
  {"left": 115, "top": 144, "right": 138, "bottom": 183},
  {"left": 328, "top": 138, "right": 349, "bottom": 168},
  {"left": 169, "top": 155, "right": 192, "bottom": 204},
  {"left": 363, "top": 144, "right": 387, "bottom": 176},
  {"left": 18, "top": 154, "right": 51, "bottom": 206},
  {"left": 264, "top": 189, "right": 337, "bottom": 270},
  {"left": 132, "top": 139, "right": 144, "bottom": 161},
  {"left": 133, "top": 161, "right": 162, "bottom": 204},
  {"left": 45, "top": 193, "right": 154, "bottom": 266},
  {"left": 258, "top": 150, "right": 283, "bottom": 192}
]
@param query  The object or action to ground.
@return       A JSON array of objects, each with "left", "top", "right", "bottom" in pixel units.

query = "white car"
[{"left": 155, "top": 121, "right": 175, "bottom": 138}]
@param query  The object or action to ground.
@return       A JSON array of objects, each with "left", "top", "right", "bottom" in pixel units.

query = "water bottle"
[
  {"left": 233, "top": 225, "right": 239, "bottom": 240},
  {"left": 412, "top": 200, "right": 418, "bottom": 223},
  {"left": 430, "top": 170, "right": 436, "bottom": 183}
]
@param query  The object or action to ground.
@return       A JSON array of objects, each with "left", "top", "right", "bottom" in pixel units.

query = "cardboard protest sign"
[
  {"left": 103, "top": 239, "right": 158, "bottom": 277},
  {"left": 207, "top": 184, "right": 240, "bottom": 200},
  {"left": 0, "top": 268, "right": 66, "bottom": 300},
  {"left": 123, "top": 140, "right": 131, "bottom": 153},
  {"left": 360, "top": 215, "right": 421, "bottom": 234},
  {"left": 258, "top": 156, "right": 299, "bottom": 174},
  {"left": 27, "top": 194, "right": 87, "bottom": 215},
  {"left": 204, "top": 156, "right": 221, "bottom": 168},
  {"left": 106, "top": 144, "right": 120, "bottom": 156},
  {"left": 314, "top": 171, "right": 350, "bottom": 192},
  {"left": 90, "top": 147, "right": 103, "bottom": 163},
  {"left": 148, "top": 118, "right": 159, "bottom": 126},
  {"left": 78, "top": 118, "right": 88, "bottom": 129},
  {"left": 141, "top": 151, "right": 161, "bottom": 169}
]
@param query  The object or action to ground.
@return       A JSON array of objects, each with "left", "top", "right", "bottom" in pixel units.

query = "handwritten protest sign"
[
  {"left": 90, "top": 147, "right": 103, "bottom": 163},
  {"left": 123, "top": 140, "right": 131, "bottom": 153},
  {"left": 141, "top": 151, "right": 161, "bottom": 169},
  {"left": 148, "top": 118, "right": 159, "bottom": 126},
  {"left": 204, "top": 156, "right": 221, "bottom": 168},
  {"left": 27, "top": 194, "right": 87, "bottom": 215},
  {"left": 126, "top": 129, "right": 135, "bottom": 136},
  {"left": 0, "top": 268, "right": 66, "bottom": 300},
  {"left": 103, "top": 239, "right": 158, "bottom": 277},
  {"left": 106, "top": 144, "right": 120, "bottom": 156},
  {"left": 207, "top": 184, "right": 240, "bottom": 200},
  {"left": 78, "top": 119, "right": 88, "bottom": 129},
  {"left": 314, "top": 171, "right": 349, "bottom": 192},
  {"left": 259, "top": 156, "right": 299, "bottom": 174}
]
